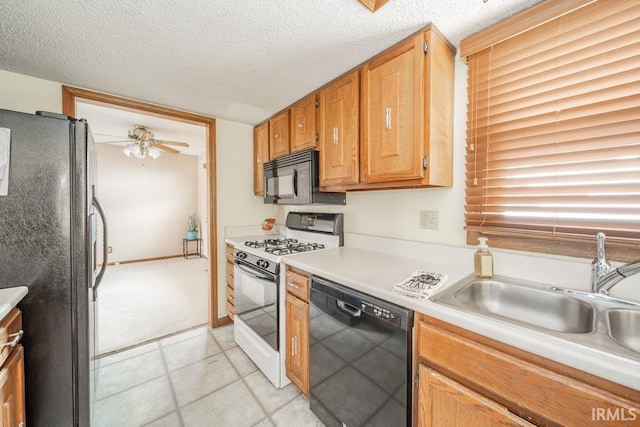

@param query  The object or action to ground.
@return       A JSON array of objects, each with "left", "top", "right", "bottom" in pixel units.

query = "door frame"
[{"left": 62, "top": 86, "right": 225, "bottom": 328}]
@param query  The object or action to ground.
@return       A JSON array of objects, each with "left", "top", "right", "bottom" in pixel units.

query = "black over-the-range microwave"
[{"left": 263, "top": 149, "right": 346, "bottom": 205}]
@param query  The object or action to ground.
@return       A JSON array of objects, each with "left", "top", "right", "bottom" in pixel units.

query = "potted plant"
[{"left": 187, "top": 213, "right": 198, "bottom": 240}]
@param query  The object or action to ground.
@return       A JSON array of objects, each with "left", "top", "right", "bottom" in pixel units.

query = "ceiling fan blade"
[
  {"left": 155, "top": 143, "right": 180, "bottom": 154},
  {"left": 154, "top": 139, "right": 189, "bottom": 147}
]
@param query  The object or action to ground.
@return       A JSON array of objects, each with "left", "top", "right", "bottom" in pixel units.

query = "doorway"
[{"left": 62, "top": 87, "right": 223, "bottom": 342}]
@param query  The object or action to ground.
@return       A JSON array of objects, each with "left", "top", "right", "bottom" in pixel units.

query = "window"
[{"left": 461, "top": 0, "right": 640, "bottom": 261}]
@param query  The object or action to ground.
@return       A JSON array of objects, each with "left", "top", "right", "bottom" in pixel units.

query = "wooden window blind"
[{"left": 462, "top": 0, "right": 640, "bottom": 262}]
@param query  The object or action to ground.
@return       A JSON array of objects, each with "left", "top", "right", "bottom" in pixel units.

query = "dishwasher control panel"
[{"left": 360, "top": 300, "right": 401, "bottom": 327}]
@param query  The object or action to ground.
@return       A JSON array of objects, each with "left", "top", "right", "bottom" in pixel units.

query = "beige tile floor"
[{"left": 94, "top": 324, "right": 325, "bottom": 427}]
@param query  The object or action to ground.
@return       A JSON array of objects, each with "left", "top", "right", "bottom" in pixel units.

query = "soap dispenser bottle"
[{"left": 474, "top": 237, "right": 493, "bottom": 278}]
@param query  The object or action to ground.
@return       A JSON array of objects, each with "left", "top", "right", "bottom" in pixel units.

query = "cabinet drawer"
[
  {"left": 285, "top": 270, "right": 309, "bottom": 302},
  {"left": 417, "top": 318, "right": 639, "bottom": 426},
  {"left": 226, "top": 302, "right": 235, "bottom": 320},
  {"left": 0, "top": 309, "right": 22, "bottom": 369},
  {"left": 226, "top": 244, "right": 234, "bottom": 263},
  {"left": 226, "top": 261, "right": 234, "bottom": 283}
]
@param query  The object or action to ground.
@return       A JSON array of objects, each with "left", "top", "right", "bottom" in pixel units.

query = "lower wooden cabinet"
[
  {"left": 415, "top": 314, "right": 640, "bottom": 427},
  {"left": 417, "top": 364, "right": 533, "bottom": 427},
  {"left": 225, "top": 244, "right": 235, "bottom": 320},
  {"left": 285, "top": 293, "right": 309, "bottom": 395},
  {"left": 0, "top": 308, "right": 25, "bottom": 427},
  {"left": 285, "top": 266, "right": 310, "bottom": 395},
  {"left": 0, "top": 345, "right": 25, "bottom": 427}
]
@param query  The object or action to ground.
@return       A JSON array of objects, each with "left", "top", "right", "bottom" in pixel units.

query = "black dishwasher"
[{"left": 309, "top": 275, "right": 414, "bottom": 427}]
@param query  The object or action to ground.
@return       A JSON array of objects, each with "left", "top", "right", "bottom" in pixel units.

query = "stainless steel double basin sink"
[{"left": 432, "top": 274, "right": 640, "bottom": 358}]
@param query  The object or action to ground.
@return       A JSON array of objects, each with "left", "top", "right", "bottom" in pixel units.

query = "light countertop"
[
  {"left": 0, "top": 286, "right": 28, "bottom": 320},
  {"left": 283, "top": 246, "right": 640, "bottom": 393}
]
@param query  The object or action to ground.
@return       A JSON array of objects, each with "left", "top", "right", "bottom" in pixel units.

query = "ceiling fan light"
[
  {"left": 148, "top": 146, "right": 162, "bottom": 159},
  {"left": 122, "top": 144, "right": 134, "bottom": 157}
]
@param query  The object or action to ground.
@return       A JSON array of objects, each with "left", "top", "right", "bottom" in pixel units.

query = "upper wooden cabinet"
[
  {"left": 253, "top": 122, "right": 269, "bottom": 195},
  {"left": 360, "top": 26, "right": 455, "bottom": 188},
  {"left": 290, "top": 94, "right": 317, "bottom": 153},
  {"left": 253, "top": 24, "right": 454, "bottom": 194},
  {"left": 318, "top": 70, "right": 360, "bottom": 187},
  {"left": 361, "top": 33, "right": 424, "bottom": 183},
  {"left": 269, "top": 111, "right": 290, "bottom": 159}
]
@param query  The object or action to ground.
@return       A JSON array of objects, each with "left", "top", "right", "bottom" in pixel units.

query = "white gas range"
[{"left": 232, "top": 212, "right": 344, "bottom": 388}]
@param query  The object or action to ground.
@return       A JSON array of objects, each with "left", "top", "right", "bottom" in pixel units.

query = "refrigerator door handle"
[{"left": 92, "top": 195, "right": 108, "bottom": 296}]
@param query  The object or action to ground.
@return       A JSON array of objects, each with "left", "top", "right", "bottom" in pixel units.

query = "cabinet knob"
[
  {"left": 288, "top": 282, "right": 299, "bottom": 289},
  {"left": 297, "top": 122, "right": 304, "bottom": 129},
  {"left": 385, "top": 107, "right": 393, "bottom": 130},
  {"left": 332, "top": 127, "right": 339, "bottom": 145}
]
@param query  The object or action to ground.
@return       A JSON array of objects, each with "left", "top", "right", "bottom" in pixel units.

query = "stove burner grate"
[{"left": 264, "top": 242, "right": 325, "bottom": 255}]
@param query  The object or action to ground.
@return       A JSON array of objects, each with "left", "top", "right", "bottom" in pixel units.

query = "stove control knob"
[
  {"left": 236, "top": 251, "right": 247, "bottom": 260},
  {"left": 257, "top": 259, "right": 269, "bottom": 269}
]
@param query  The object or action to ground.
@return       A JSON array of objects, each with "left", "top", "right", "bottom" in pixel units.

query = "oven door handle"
[{"left": 234, "top": 261, "right": 276, "bottom": 282}]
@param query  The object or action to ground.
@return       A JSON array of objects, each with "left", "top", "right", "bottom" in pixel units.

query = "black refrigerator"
[{"left": 0, "top": 109, "right": 108, "bottom": 426}]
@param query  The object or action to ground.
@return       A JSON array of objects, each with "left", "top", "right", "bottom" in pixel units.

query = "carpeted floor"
[{"left": 97, "top": 257, "right": 209, "bottom": 355}]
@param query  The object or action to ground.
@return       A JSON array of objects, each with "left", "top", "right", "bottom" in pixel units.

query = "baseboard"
[
  {"left": 216, "top": 316, "right": 233, "bottom": 327},
  {"left": 105, "top": 254, "right": 183, "bottom": 266}
]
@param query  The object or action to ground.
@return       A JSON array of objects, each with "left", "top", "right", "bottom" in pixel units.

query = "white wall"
[
  {"left": 96, "top": 144, "right": 199, "bottom": 262},
  {"left": 0, "top": 70, "right": 62, "bottom": 114},
  {"left": 216, "top": 119, "right": 278, "bottom": 314},
  {"left": 282, "top": 55, "right": 469, "bottom": 247}
]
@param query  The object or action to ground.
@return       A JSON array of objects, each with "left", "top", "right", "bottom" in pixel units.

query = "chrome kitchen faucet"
[
  {"left": 591, "top": 232, "right": 640, "bottom": 295},
  {"left": 591, "top": 232, "right": 611, "bottom": 293}
]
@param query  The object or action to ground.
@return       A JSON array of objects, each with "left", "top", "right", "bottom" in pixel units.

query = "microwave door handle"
[{"left": 292, "top": 170, "right": 297, "bottom": 197}]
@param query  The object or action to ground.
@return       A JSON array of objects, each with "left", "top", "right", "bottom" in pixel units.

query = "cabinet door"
[
  {"left": 319, "top": 70, "right": 360, "bottom": 187},
  {"left": 269, "top": 111, "right": 290, "bottom": 159},
  {"left": 253, "top": 122, "right": 269, "bottom": 195},
  {"left": 290, "top": 94, "right": 317, "bottom": 153},
  {"left": 361, "top": 33, "right": 425, "bottom": 183},
  {"left": 417, "top": 364, "right": 532, "bottom": 427},
  {"left": 0, "top": 345, "right": 25, "bottom": 427},
  {"left": 285, "top": 294, "right": 309, "bottom": 395}
]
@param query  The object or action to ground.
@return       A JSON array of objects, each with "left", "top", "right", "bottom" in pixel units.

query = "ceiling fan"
[{"left": 97, "top": 125, "right": 190, "bottom": 159}]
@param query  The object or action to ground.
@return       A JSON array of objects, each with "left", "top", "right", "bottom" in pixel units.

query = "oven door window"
[{"left": 234, "top": 263, "right": 278, "bottom": 351}]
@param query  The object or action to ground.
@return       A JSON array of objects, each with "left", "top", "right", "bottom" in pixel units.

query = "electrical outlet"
[
  {"left": 108, "top": 246, "right": 113, "bottom": 254},
  {"left": 420, "top": 210, "right": 439, "bottom": 230}
]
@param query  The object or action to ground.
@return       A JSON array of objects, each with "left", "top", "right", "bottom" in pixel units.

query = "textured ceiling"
[{"left": 0, "top": 0, "right": 542, "bottom": 125}]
